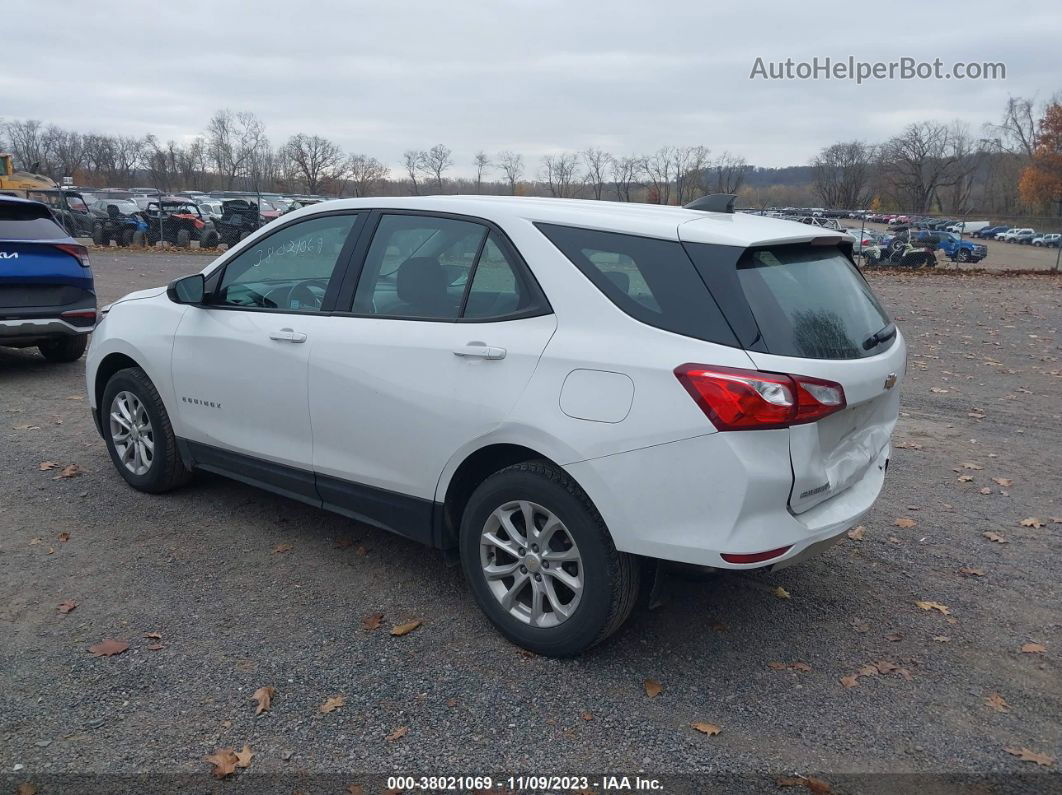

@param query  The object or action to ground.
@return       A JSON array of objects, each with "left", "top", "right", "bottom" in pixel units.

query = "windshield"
[{"left": 734, "top": 245, "right": 891, "bottom": 360}]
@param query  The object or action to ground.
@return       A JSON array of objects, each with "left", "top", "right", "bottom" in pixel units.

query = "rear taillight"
[
  {"left": 720, "top": 546, "right": 792, "bottom": 564},
  {"left": 54, "top": 243, "right": 90, "bottom": 268},
  {"left": 60, "top": 309, "right": 97, "bottom": 327},
  {"left": 675, "top": 364, "right": 846, "bottom": 431}
]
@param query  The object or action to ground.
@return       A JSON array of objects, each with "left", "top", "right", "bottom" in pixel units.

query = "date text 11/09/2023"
[{"left": 385, "top": 775, "right": 664, "bottom": 791}]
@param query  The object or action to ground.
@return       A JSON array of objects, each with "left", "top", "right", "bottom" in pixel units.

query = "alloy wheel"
[{"left": 109, "top": 391, "right": 154, "bottom": 476}]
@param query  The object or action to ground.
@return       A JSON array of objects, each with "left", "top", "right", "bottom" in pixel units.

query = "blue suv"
[{"left": 0, "top": 196, "right": 96, "bottom": 362}]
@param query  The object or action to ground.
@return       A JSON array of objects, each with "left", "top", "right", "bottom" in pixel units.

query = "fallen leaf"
[
  {"left": 319, "top": 695, "right": 345, "bottom": 713},
  {"left": 147, "top": 644, "right": 164, "bottom": 651},
  {"left": 847, "top": 526, "right": 866, "bottom": 541},
  {"left": 347, "top": 786, "right": 365, "bottom": 795},
  {"left": 65, "top": 394, "right": 84, "bottom": 401},
  {"left": 768, "top": 661, "right": 787, "bottom": 670},
  {"left": 16, "top": 783, "right": 37, "bottom": 795},
  {"left": 1020, "top": 642, "right": 1046, "bottom": 654},
  {"left": 362, "top": 613, "right": 384, "bottom": 631},
  {"left": 334, "top": 537, "right": 354, "bottom": 548},
  {"left": 983, "top": 531, "right": 1008, "bottom": 543},
  {"left": 773, "top": 585, "right": 791, "bottom": 600},
  {"left": 143, "top": 632, "right": 162, "bottom": 640},
  {"left": 957, "top": 474, "right": 974, "bottom": 482},
  {"left": 979, "top": 487, "right": 992, "bottom": 495},
  {"left": 930, "top": 387, "right": 949, "bottom": 394},
  {"left": 272, "top": 543, "right": 293, "bottom": 554},
  {"left": 29, "top": 537, "right": 42, "bottom": 545},
  {"left": 38, "top": 461, "right": 59, "bottom": 471},
  {"left": 390, "top": 619, "right": 422, "bottom": 636},
  {"left": 643, "top": 679, "right": 663, "bottom": 698},
  {"left": 58, "top": 531, "right": 71, "bottom": 542},
  {"left": 252, "top": 686, "right": 276, "bottom": 715},
  {"left": 386, "top": 726, "right": 408, "bottom": 742},
  {"left": 234, "top": 744, "right": 253, "bottom": 768},
  {"left": 204, "top": 748, "right": 238, "bottom": 778},
  {"left": 915, "top": 600, "right": 951, "bottom": 616},
  {"left": 354, "top": 544, "right": 369, "bottom": 557},
  {"left": 805, "top": 778, "right": 833, "bottom": 794},
  {"left": 57, "top": 600, "right": 77, "bottom": 614},
  {"left": 840, "top": 675, "right": 859, "bottom": 688},
  {"left": 932, "top": 636, "right": 951, "bottom": 642},
  {"left": 1004, "top": 747, "right": 1055, "bottom": 767},
  {"left": 580, "top": 711, "right": 593, "bottom": 721},
  {"left": 691, "top": 722, "right": 721, "bottom": 736},
  {"left": 992, "top": 477, "right": 1013, "bottom": 487},
  {"left": 894, "top": 517, "right": 916, "bottom": 528},
  {"left": 885, "top": 632, "right": 904, "bottom": 642},
  {"left": 53, "top": 463, "right": 82, "bottom": 479},
  {"left": 874, "top": 660, "right": 900, "bottom": 674},
  {"left": 1019, "top": 517, "right": 1045, "bottom": 528},
  {"left": 961, "top": 462, "right": 984, "bottom": 470},
  {"left": 790, "top": 661, "right": 812, "bottom": 672},
  {"left": 88, "top": 638, "right": 128, "bottom": 657},
  {"left": 959, "top": 567, "right": 986, "bottom": 577},
  {"left": 984, "top": 692, "right": 1010, "bottom": 712},
  {"left": 47, "top": 547, "right": 55, "bottom": 555}
]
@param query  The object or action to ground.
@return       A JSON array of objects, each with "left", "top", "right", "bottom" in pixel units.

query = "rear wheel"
[
  {"left": 132, "top": 230, "right": 147, "bottom": 247},
  {"left": 92, "top": 223, "right": 105, "bottom": 246},
  {"left": 120, "top": 228, "right": 135, "bottom": 247},
  {"left": 459, "top": 461, "right": 639, "bottom": 657},
  {"left": 957, "top": 248, "right": 970, "bottom": 262},
  {"left": 176, "top": 229, "right": 191, "bottom": 248},
  {"left": 102, "top": 367, "right": 191, "bottom": 493},
  {"left": 38, "top": 334, "right": 87, "bottom": 363},
  {"left": 200, "top": 230, "right": 219, "bottom": 249}
]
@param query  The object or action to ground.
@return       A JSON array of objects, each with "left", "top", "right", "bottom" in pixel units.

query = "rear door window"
[
  {"left": 734, "top": 245, "right": 890, "bottom": 359},
  {"left": 0, "top": 202, "right": 66, "bottom": 240},
  {"left": 536, "top": 223, "right": 738, "bottom": 346}
]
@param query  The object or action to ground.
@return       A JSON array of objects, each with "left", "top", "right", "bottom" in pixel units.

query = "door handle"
[
  {"left": 453, "top": 342, "right": 506, "bottom": 360},
  {"left": 269, "top": 328, "right": 307, "bottom": 343}
]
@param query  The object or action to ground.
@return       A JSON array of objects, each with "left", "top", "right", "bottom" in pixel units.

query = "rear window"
[
  {"left": 733, "top": 245, "right": 890, "bottom": 359},
  {"left": 536, "top": 223, "right": 738, "bottom": 346},
  {"left": 0, "top": 203, "right": 66, "bottom": 240}
]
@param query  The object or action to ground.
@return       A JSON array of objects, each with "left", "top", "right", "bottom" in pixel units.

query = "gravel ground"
[{"left": 1, "top": 253, "right": 1060, "bottom": 792}]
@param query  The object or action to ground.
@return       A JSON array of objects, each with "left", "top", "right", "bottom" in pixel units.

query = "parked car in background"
[
  {"left": 1011, "top": 229, "right": 1037, "bottom": 244},
  {"left": 87, "top": 195, "right": 904, "bottom": 655},
  {"left": 0, "top": 195, "right": 95, "bottom": 362},
  {"left": 973, "top": 225, "right": 1008, "bottom": 239},
  {"left": 88, "top": 199, "right": 148, "bottom": 247},
  {"left": 996, "top": 228, "right": 1021, "bottom": 241},
  {"left": 918, "top": 230, "right": 987, "bottom": 263},
  {"left": 945, "top": 221, "right": 990, "bottom": 235},
  {"left": 1031, "top": 233, "right": 1060, "bottom": 248}
]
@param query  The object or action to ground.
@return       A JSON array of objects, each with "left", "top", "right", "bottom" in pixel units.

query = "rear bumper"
[
  {"left": 566, "top": 431, "right": 889, "bottom": 569},
  {"left": 0, "top": 298, "right": 96, "bottom": 343}
]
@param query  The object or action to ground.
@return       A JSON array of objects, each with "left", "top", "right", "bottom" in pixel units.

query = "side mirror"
[{"left": 167, "top": 273, "right": 205, "bottom": 304}]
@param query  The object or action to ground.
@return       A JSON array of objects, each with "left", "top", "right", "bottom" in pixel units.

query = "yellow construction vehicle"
[{"left": 0, "top": 152, "right": 58, "bottom": 195}]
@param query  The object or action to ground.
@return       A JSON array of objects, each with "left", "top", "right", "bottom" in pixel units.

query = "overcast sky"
[{"left": 4, "top": 0, "right": 1060, "bottom": 174}]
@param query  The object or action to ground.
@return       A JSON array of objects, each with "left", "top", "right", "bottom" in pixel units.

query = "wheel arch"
[{"left": 93, "top": 352, "right": 142, "bottom": 435}]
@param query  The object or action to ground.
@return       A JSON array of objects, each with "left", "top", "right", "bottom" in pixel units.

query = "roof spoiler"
[{"left": 684, "top": 194, "right": 737, "bottom": 213}]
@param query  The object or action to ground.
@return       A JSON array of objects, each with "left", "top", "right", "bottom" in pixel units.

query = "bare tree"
[
  {"left": 581, "top": 147, "right": 612, "bottom": 200},
  {"left": 206, "top": 110, "right": 268, "bottom": 188},
  {"left": 990, "top": 96, "right": 1037, "bottom": 158},
  {"left": 473, "top": 151, "right": 491, "bottom": 194},
  {"left": 348, "top": 153, "right": 390, "bottom": 197},
  {"left": 811, "top": 141, "right": 875, "bottom": 209},
  {"left": 610, "top": 155, "right": 642, "bottom": 201},
  {"left": 422, "top": 144, "right": 454, "bottom": 192},
  {"left": 642, "top": 147, "right": 674, "bottom": 204},
  {"left": 879, "top": 121, "right": 978, "bottom": 212},
  {"left": 284, "top": 133, "right": 345, "bottom": 193},
  {"left": 711, "top": 152, "right": 749, "bottom": 194},
  {"left": 113, "top": 135, "right": 146, "bottom": 185},
  {"left": 3, "top": 119, "right": 48, "bottom": 172},
  {"left": 45, "top": 126, "right": 86, "bottom": 180},
  {"left": 498, "top": 151, "right": 524, "bottom": 195},
  {"left": 541, "top": 152, "right": 581, "bottom": 198},
  {"left": 403, "top": 150, "right": 425, "bottom": 194},
  {"left": 672, "top": 145, "right": 711, "bottom": 204}
]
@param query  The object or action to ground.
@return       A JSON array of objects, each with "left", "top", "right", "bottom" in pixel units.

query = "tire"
[
  {"left": 92, "top": 223, "right": 104, "bottom": 246},
  {"left": 459, "top": 460, "right": 639, "bottom": 657},
  {"left": 101, "top": 367, "right": 191, "bottom": 494},
  {"left": 957, "top": 248, "right": 970, "bottom": 262},
  {"left": 121, "top": 228, "right": 134, "bottom": 247},
  {"left": 37, "top": 334, "right": 87, "bottom": 363},
  {"left": 176, "top": 229, "right": 191, "bottom": 248},
  {"left": 200, "top": 230, "right": 219, "bottom": 249},
  {"left": 131, "top": 230, "right": 146, "bottom": 247}
]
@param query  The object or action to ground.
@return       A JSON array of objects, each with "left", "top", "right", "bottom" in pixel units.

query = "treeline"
[
  {"left": 805, "top": 95, "right": 1062, "bottom": 216},
  {"left": 1, "top": 111, "right": 751, "bottom": 203}
]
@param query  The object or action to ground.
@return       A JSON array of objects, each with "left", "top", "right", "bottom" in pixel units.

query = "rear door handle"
[
  {"left": 269, "top": 328, "right": 307, "bottom": 343},
  {"left": 453, "top": 342, "right": 506, "bottom": 360}
]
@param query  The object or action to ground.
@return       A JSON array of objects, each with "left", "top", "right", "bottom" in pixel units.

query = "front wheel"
[
  {"left": 459, "top": 461, "right": 639, "bottom": 657},
  {"left": 102, "top": 367, "right": 191, "bottom": 493},
  {"left": 957, "top": 248, "right": 970, "bottom": 262}
]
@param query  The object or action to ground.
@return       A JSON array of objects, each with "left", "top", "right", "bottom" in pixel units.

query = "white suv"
[{"left": 86, "top": 196, "right": 905, "bottom": 656}]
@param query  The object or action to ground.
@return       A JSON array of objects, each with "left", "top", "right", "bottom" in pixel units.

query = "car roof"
[
  {"left": 0, "top": 194, "right": 48, "bottom": 207},
  {"left": 296, "top": 195, "right": 844, "bottom": 248}
]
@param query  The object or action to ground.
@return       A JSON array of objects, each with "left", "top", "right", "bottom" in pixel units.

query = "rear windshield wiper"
[{"left": 863, "top": 322, "right": 897, "bottom": 351}]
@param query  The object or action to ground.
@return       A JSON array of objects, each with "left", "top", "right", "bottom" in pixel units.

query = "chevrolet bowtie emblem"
[{"left": 883, "top": 373, "right": 897, "bottom": 390}]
